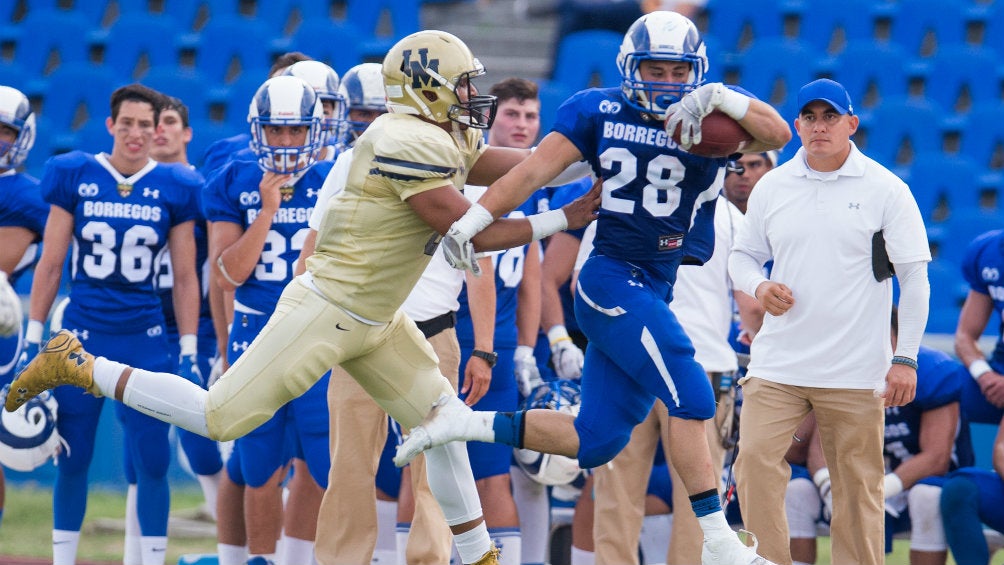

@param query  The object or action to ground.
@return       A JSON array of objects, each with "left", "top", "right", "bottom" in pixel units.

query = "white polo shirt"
[{"left": 729, "top": 142, "right": 930, "bottom": 389}]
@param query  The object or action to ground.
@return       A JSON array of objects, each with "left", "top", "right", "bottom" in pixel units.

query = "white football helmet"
[
  {"left": 382, "top": 30, "right": 497, "bottom": 129},
  {"left": 247, "top": 75, "right": 326, "bottom": 174},
  {"left": 282, "top": 60, "right": 347, "bottom": 145},
  {"left": 0, "top": 85, "right": 35, "bottom": 170},
  {"left": 0, "top": 386, "right": 63, "bottom": 471},
  {"left": 617, "top": 11, "right": 709, "bottom": 115},
  {"left": 339, "top": 62, "right": 387, "bottom": 140},
  {"left": 514, "top": 380, "right": 585, "bottom": 486}
]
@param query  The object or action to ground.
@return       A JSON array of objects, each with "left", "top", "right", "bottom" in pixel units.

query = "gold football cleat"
[{"left": 4, "top": 330, "right": 98, "bottom": 412}]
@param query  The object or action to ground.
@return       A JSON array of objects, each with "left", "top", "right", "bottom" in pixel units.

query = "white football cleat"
[
  {"left": 394, "top": 394, "right": 472, "bottom": 467},
  {"left": 702, "top": 530, "right": 779, "bottom": 565}
]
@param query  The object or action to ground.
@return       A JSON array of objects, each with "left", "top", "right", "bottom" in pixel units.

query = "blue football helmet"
[
  {"left": 513, "top": 380, "right": 584, "bottom": 486},
  {"left": 0, "top": 385, "right": 62, "bottom": 471},
  {"left": 247, "top": 75, "right": 325, "bottom": 174},
  {"left": 282, "top": 60, "right": 347, "bottom": 147},
  {"left": 617, "top": 11, "right": 709, "bottom": 115},
  {"left": 338, "top": 62, "right": 387, "bottom": 141},
  {"left": 0, "top": 85, "right": 35, "bottom": 170}
]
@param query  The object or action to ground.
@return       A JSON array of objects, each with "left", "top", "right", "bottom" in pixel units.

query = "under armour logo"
[
  {"left": 306, "top": 188, "right": 320, "bottom": 198},
  {"left": 142, "top": 187, "right": 160, "bottom": 199},
  {"left": 232, "top": 341, "right": 249, "bottom": 352},
  {"left": 628, "top": 280, "right": 644, "bottom": 288},
  {"left": 848, "top": 202, "right": 860, "bottom": 209},
  {"left": 71, "top": 329, "right": 89, "bottom": 341},
  {"left": 68, "top": 352, "right": 86, "bottom": 366}
]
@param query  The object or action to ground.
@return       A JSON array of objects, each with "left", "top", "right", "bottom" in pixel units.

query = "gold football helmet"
[{"left": 382, "top": 30, "right": 497, "bottom": 129}]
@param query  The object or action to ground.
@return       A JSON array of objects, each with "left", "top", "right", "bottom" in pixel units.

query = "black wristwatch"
[{"left": 471, "top": 349, "right": 498, "bottom": 368}]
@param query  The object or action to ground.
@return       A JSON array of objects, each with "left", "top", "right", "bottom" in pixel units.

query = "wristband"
[
  {"left": 453, "top": 203, "right": 495, "bottom": 240},
  {"left": 547, "top": 324, "right": 572, "bottom": 346},
  {"left": 969, "top": 359, "right": 993, "bottom": 380},
  {"left": 718, "top": 87, "right": 752, "bottom": 121},
  {"left": 812, "top": 468, "right": 830, "bottom": 489},
  {"left": 26, "top": 319, "right": 44, "bottom": 343},
  {"left": 180, "top": 334, "right": 198, "bottom": 357},
  {"left": 528, "top": 209, "right": 568, "bottom": 241},
  {"left": 884, "top": 472, "right": 904, "bottom": 498},
  {"left": 891, "top": 356, "right": 918, "bottom": 370}
]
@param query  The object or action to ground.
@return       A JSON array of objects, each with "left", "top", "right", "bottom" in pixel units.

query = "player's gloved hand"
[
  {"left": 207, "top": 354, "right": 224, "bottom": 388},
  {"left": 548, "top": 325, "right": 583, "bottom": 380},
  {"left": 177, "top": 334, "right": 203, "bottom": 387},
  {"left": 514, "top": 345, "right": 542, "bottom": 398},
  {"left": 0, "top": 271, "right": 23, "bottom": 338},
  {"left": 14, "top": 320, "right": 45, "bottom": 376},
  {"left": 665, "top": 82, "right": 750, "bottom": 149},
  {"left": 813, "top": 468, "right": 834, "bottom": 522},
  {"left": 442, "top": 204, "right": 495, "bottom": 275}
]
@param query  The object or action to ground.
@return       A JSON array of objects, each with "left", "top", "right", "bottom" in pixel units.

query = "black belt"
[{"left": 415, "top": 311, "right": 456, "bottom": 339}]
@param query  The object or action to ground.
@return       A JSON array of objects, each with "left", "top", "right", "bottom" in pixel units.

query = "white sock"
[
  {"left": 197, "top": 472, "right": 221, "bottom": 521},
  {"left": 119, "top": 365, "right": 211, "bottom": 436},
  {"left": 52, "top": 529, "right": 81, "bottom": 565},
  {"left": 375, "top": 499, "right": 397, "bottom": 555},
  {"left": 793, "top": 561, "right": 813, "bottom": 565},
  {"left": 640, "top": 514, "right": 672, "bottom": 564},
  {"left": 490, "top": 528, "right": 521, "bottom": 565},
  {"left": 140, "top": 536, "right": 168, "bottom": 565},
  {"left": 125, "top": 484, "right": 142, "bottom": 565},
  {"left": 696, "top": 510, "right": 733, "bottom": 538},
  {"left": 93, "top": 357, "right": 130, "bottom": 397},
  {"left": 395, "top": 524, "right": 410, "bottom": 565},
  {"left": 280, "top": 535, "right": 314, "bottom": 565},
  {"left": 217, "top": 543, "right": 248, "bottom": 565},
  {"left": 454, "top": 523, "right": 492, "bottom": 565},
  {"left": 570, "top": 545, "right": 595, "bottom": 565},
  {"left": 511, "top": 466, "right": 549, "bottom": 565}
]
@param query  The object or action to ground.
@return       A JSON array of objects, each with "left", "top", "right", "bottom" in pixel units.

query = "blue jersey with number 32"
[{"left": 41, "top": 151, "right": 202, "bottom": 332}]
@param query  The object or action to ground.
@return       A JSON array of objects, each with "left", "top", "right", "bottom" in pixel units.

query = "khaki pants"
[
  {"left": 735, "top": 377, "right": 885, "bottom": 565},
  {"left": 593, "top": 374, "right": 733, "bottom": 565},
  {"left": 314, "top": 328, "right": 460, "bottom": 565}
]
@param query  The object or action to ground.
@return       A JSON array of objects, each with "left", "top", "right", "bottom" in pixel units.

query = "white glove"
[
  {"left": 813, "top": 468, "right": 834, "bottom": 522},
  {"left": 548, "top": 325, "right": 583, "bottom": 380},
  {"left": 664, "top": 83, "right": 751, "bottom": 149},
  {"left": 513, "top": 345, "right": 542, "bottom": 397},
  {"left": 0, "top": 271, "right": 23, "bottom": 338},
  {"left": 442, "top": 204, "right": 494, "bottom": 275},
  {"left": 207, "top": 355, "right": 225, "bottom": 388}
]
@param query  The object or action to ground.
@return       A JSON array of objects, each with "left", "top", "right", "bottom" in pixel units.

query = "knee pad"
[
  {"left": 908, "top": 484, "right": 946, "bottom": 551},
  {"left": 574, "top": 419, "right": 632, "bottom": 469},
  {"left": 786, "top": 477, "right": 822, "bottom": 538}
]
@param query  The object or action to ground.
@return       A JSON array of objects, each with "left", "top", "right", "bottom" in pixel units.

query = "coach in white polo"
[{"left": 727, "top": 78, "right": 931, "bottom": 565}]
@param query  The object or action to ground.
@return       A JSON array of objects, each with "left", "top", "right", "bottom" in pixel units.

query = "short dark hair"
[
  {"left": 110, "top": 83, "right": 164, "bottom": 123},
  {"left": 489, "top": 77, "right": 538, "bottom": 106},
  {"left": 270, "top": 51, "right": 312, "bottom": 78},
  {"left": 160, "top": 95, "right": 191, "bottom": 128}
]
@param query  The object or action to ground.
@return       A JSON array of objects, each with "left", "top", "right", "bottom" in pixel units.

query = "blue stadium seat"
[
  {"left": 288, "top": 19, "right": 363, "bottom": 76},
  {"left": 960, "top": 102, "right": 1004, "bottom": 172},
  {"left": 192, "top": 14, "right": 274, "bottom": 84},
  {"left": 345, "top": 0, "right": 420, "bottom": 58},
  {"left": 889, "top": 0, "right": 968, "bottom": 57},
  {"left": 15, "top": 10, "right": 94, "bottom": 76},
  {"left": 536, "top": 80, "right": 577, "bottom": 137},
  {"left": 116, "top": 0, "right": 207, "bottom": 31},
  {"left": 188, "top": 119, "right": 244, "bottom": 170},
  {"left": 984, "top": 2, "right": 1004, "bottom": 58},
  {"left": 860, "top": 98, "right": 943, "bottom": 167},
  {"left": 908, "top": 152, "right": 981, "bottom": 222},
  {"left": 735, "top": 38, "right": 820, "bottom": 120},
  {"left": 925, "top": 258, "right": 967, "bottom": 333},
  {"left": 705, "top": 0, "right": 794, "bottom": 53},
  {"left": 141, "top": 66, "right": 220, "bottom": 125},
  {"left": 924, "top": 45, "right": 1000, "bottom": 112},
  {"left": 39, "top": 62, "right": 118, "bottom": 132},
  {"left": 221, "top": 72, "right": 266, "bottom": 125},
  {"left": 939, "top": 208, "right": 1003, "bottom": 265},
  {"left": 831, "top": 41, "right": 910, "bottom": 114},
  {"left": 28, "top": 0, "right": 109, "bottom": 26},
  {"left": 550, "top": 30, "right": 622, "bottom": 90},
  {"left": 103, "top": 13, "right": 182, "bottom": 79},
  {"left": 795, "top": 0, "right": 888, "bottom": 54}
]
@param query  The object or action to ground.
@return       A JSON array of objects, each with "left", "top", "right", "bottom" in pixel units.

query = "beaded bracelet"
[{"left": 891, "top": 356, "right": 919, "bottom": 370}]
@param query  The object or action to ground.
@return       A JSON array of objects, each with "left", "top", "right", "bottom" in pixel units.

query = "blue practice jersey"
[
  {"left": 457, "top": 190, "right": 546, "bottom": 350},
  {"left": 202, "top": 159, "right": 333, "bottom": 314},
  {"left": 552, "top": 87, "right": 725, "bottom": 284},
  {"left": 0, "top": 171, "right": 46, "bottom": 284},
  {"left": 41, "top": 152, "right": 201, "bottom": 332},
  {"left": 884, "top": 345, "right": 974, "bottom": 473},
  {"left": 200, "top": 133, "right": 251, "bottom": 179},
  {"left": 961, "top": 230, "right": 1004, "bottom": 368}
]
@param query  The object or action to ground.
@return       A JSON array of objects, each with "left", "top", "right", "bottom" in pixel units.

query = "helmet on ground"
[
  {"left": 247, "top": 75, "right": 325, "bottom": 174},
  {"left": 617, "top": 11, "right": 708, "bottom": 115},
  {"left": 382, "top": 30, "right": 497, "bottom": 129},
  {"left": 0, "top": 386, "right": 62, "bottom": 471},
  {"left": 513, "top": 379, "right": 584, "bottom": 486},
  {"left": 0, "top": 85, "right": 35, "bottom": 169},
  {"left": 282, "top": 60, "right": 347, "bottom": 145},
  {"left": 339, "top": 62, "right": 387, "bottom": 140}
]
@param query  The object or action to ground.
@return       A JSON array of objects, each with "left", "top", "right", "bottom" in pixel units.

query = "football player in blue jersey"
[
  {"left": 395, "top": 10, "right": 791, "bottom": 564},
  {"left": 19, "top": 83, "right": 203, "bottom": 565},
  {"left": 203, "top": 75, "right": 334, "bottom": 565},
  {"left": 0, "top": 84, "right": 47, "bottom": 529},
  {"left": 281, "top": 60, "right": 346, "bottom": 161}
]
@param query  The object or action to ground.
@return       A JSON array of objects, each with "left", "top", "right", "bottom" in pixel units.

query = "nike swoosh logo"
[
  {"left": 336, "top": 323, "right": 350, "bottom": 331},
  {"left": 152, "top": 548, "right": 166, "bottom": 553}
]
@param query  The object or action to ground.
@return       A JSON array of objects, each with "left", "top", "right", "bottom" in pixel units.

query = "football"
[{"left": 669, "top": 109, "right": 753, "bottom": 158}]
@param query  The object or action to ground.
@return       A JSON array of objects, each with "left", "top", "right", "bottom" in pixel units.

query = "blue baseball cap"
[{"left": 797, "top": 78, "right": 853, "bottom": 115}]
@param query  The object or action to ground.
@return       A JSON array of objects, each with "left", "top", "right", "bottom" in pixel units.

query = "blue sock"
[
  {"left": 492, "top": 411, "right": 525, "bottom": 448},
  {"left": 941, "top": 476, "right": 988, "bottom": 565},
  {"left": 689, "top": 488, "right": 721, "bottom": 518}
]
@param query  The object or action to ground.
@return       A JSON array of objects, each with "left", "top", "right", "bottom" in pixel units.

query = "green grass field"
[{"left": 3, "top": 484, "right": 1004, "bottom": 564}]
